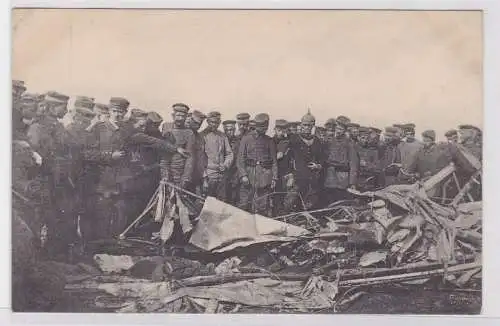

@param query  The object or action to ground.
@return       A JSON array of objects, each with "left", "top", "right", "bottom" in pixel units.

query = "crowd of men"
[{"left": 12, "top": 80, "right": 482, "bottom": 263}]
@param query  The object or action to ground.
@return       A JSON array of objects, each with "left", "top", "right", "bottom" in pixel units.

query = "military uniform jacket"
[
  {"left": 227, "top": 136, "right": 240, "bottom": 185},
  {"left": 274, "top": 136, "right": 294, "bottom": 178},
  {"left": 161, "top": 127, "right": 195, "bottom": 185},
  {"left": 323, "top": 136, "right": 359, "bottom": 189},
  {"left": 237, "top": 131, "right": 278, "bottom": 188},
  {"left": 398, "top": 140, "right": 424, "bottom": 171},
  {"left": 357, "top": 144, "right": 382, "bottom": 176},
  {"left": 200, "top": 128, "right": 234, "bottom": 180},
  {"left": 288, "top": 134, "right": 324, "bottom": 185},
  {"left": 192, "top": 131, "right": 208, "bottom": 184},
  {"left": 406, "top": 143, "right": 453, "bottom": 179}
]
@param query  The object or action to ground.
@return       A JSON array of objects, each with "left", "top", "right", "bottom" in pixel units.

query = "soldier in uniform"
[
  {"left": 315, "top": 126, "right": 327, "bottom": 143},
  {"left": 222, "top": 119, "right": 240, "bottom": 204},
  {"left": 288, "top": 111, "right": 324, "bottom": 210},
  {"left": 458, "top": 124, "right": 482, "bottom": 161},
  {"left": 236, "top": 112, "right": 251, "bottom": 138},
  {"left": 237, "top": 113, "right": 278, "bottom": 215},
  {"left": 398, "top": 123, "right": 423, "bottom": 175},
  {"left": 368, "top": 127, "right": 382, "bottom": 147},
  {"left": 160, "top": 103, "right": 195, "bottom": 189},
  {"left": 445, "top": 129, "right": 459, "bottom": 144},
  {"left": 336, "top": 115, "right": 351, "bottom": 127},
  {"left": 356, "top": 127, "right": 382, "bottom": 191},
  {"left": 323, "top": 118, "right": 359, "bottom": 204},
  {"left": 27, "top": 91, "right": 78, "bottom": 261},
  {"left": 379, "top": 126, "right": 402, "bottom": 187},
  {"left": 188, "top": 110, "right": 208, "bottom": 196},
  {"left": 12, "top": 80, "right": 27, "bottom": 108},
  {"left": 200, "top": 111, "right": 234, "bottom": 198},
  {"left": 273, "top": 119, "right": 297, "bottom": 215}
]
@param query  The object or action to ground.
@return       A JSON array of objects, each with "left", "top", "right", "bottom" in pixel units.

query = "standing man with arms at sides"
[
  {"left": 222, "top": 119, "right": 241, "bottom": 205},
  {"left": 323, "top": 118, "right": 359, "bottom": 204},
  {"left": 273, "top": 119, "right": 297, "bottom": 215},
  {"left": 397, "top": 123, "right": 423, "bottom": 176},
  {"left": 27, "top": 91, "right": 77, "bottom": 261},
  {"left": 288, "top": 111, "right": 324, "bottom": 210},
  {"left": 237, "top": 113, "right": 278, "bottom": 215},
  {"left": 379, "top": 126, "right": 402, "bottom": 187},
  {"left": 188, "top": 110, "right": 208, "bottom": 196},
  {"left": 200, "top": 111, "right": 234, "bottom": 199},
  {"left": 160, "top": 103, "right": 195, "bottom": 189},
  {"left": 347, "top": 122, "right": 360, "bottom": 144}
]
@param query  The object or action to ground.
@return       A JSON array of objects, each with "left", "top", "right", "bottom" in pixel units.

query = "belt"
[{"left": 246, "top": 159, "right": 273, "bottom": 168}]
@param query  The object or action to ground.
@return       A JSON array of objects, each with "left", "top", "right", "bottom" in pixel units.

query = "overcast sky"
[{"left": 12, "top": 9, "right": 482, "bottom": 138}]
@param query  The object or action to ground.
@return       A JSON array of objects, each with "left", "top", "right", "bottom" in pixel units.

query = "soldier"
[
  {"left": 288, "top": 121, "right": 299, "bottom": 136},
  {"left": 237, "top": 113, "right": 278, "bottom": 215},
  {"left": 273, "top": 119, "right": 297, "bottom": 215},
  {"left": 27, "top": 91, "right": 78, "bottom": 261},
  {"left": 160, "top": 103, "right": 195, "bottom": 189},
  {"left": 356, "top": 127, "right": 382, "bottom": 191},
  {"left": 347, "top": 122, "right": 360, "bottom": 143},
  {"left": 236, "top": 112, "right": 251, "bottom": 138},
  {"left": 398, "top": 123, "right": 423, "bottom": 174},
  {"left": 288, "top": 111, "right": 324, "bottom": 210},
  {"left": 445, "top": 129, "right": 459, "bottom": 144},
  {"left": 199, "top": 111, "right": 234, "bottom": 199},
  {"left": 315, "top": 126, "right": 327, "bottom": 143},
  {"left": 12, "top": 80, "right": 27, "bottom": 108},
  {"left": 15, "top": 93, "right": 41, "bottom": 138},
  {"left": 188, "top": 110, "right": 208, "bottom": 195},
  {"left": 323, "top": 118, "right": 359, "bottom": 204},
  {"left": 458, "top": 124, "right": 482, "bottom": 161},
  {"left": 222, "top": 119, "right": 240, "bottom": 204},
  {"left": 378, "top": 126, "right": 402, "bottom": 187}
]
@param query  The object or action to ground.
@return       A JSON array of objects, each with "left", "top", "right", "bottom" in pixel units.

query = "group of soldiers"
[{"left": 12, "top": 79, "right": 482, "bottom": 263}]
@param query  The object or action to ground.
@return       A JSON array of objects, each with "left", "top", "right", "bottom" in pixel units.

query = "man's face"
[
  {"left": 110, "top": 108, "right": 125, "bottom": 122},
  {"left": 423, "top": 136, "right": 434, "bottom": 148},
  {"left": 335, "top": 125, "right": 346, "bottom": 138},
  {"left": 224, "top": 124, "right": 236, "bottom": 138},
  {"left": 52, "top": 103, "right": 68, "bottom": 119},
  {"left": 350, "top": 127, "right": 359, "bottom": 139},
  {"left": 207, "top": 118, "right": 221, "bottom": 131},
  {"left": 255, "top": 122, "right": 268, "bottom": 135},
  {"left": 190, "top": 120, "right": 202, "bottom": 132},
  {"left": 447, "top": 135, "right": 458, "bottom": 143},
  {"left": 325, "top": 125, "right": 335, "bottom": 138},
  {"left": 300, "top": 122, "right": 314, "bottom": 136},
  {"left": 369, "top": 132, "right": 380, "bottom": 145},
  {"left": 133, "top": 117, "right": 148, "bottom": 132},
  {"left": 405, "top": 130, "right": 415, "bottom": 141},
  {"left": 274, "top": 127, "right": 286, "bottom": 138},
  {"left": 288, "top": 125, "right": 297, "bottom": 135},
  {"left": 384, "top": 133, "right": 394, "bottom": 143},
  {"left": 238, "top": 121, "right": 249, "bottom": 134},
  {"left": 359, "top": 134, "right": 369, "bottom": 146},
  {"left": 316, "top": 129, "right": 326, "bottom": 141},
  {"left": 459, "top": 129, "right": 474, "bottom": 143},
  {"left": 172, "top": 111, "right": 187, "bottom": 127}
]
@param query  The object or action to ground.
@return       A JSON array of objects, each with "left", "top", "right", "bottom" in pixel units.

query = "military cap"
[
  {"left": 207, "top": 111, "right": 221, "bottom": 120},
  {"left": 393, "top": 124, "right": 403, "bottom": 128},
  {"left": 369, "top": 127, "right": 382, "bottom": 134},
  {"left": 249, "top": 119, "right": 257, "bottom": 126},
  {"left": 20, "top": 92, "right": 38, "bottom": 103},
  {"left": 236, "top": 112, "right": 251, "bottom": 121},
  {"left": 74, "top": 106, "right": 96, "bottom": 119},
  {"left": 222, "top": 119, "right": 236, "bottom": 126},
  {"left": 191, "top": 110, "right": 206, "bottom": 123},
  {"left": 109, "top": 97, "right": 130, "bottom": 111},
  {"left": 254, "top": 113, "right": 269, "bottom": 124},
  {"left": 94, "top": 103, "right": 109, "bottom": 113},
  {"left": 458, "top": 124, "right": 481, "bottom": 133},
  {"left": 384, "top": 126, "right": 398, "bottom": 134},
  {"left": 402, "top": 123, "right": 416, "bottom": 131},
  {"left": 422, "top": 130, "right": 436, "bottom": 141},
  {"left": 13, "top": 80, "right": 26, "bottom": 91},
  {"left": 275, "top": 119, "right": 289, "bottom": 128},
  {"left": 172, "top": 103, "right": 190, "bottom": 113},
  {"left": 44, "top": 91, "right": 70, "bottom": 104},
  {"left": 445, "top": 129, "right": 458, "bottom": 137},
  {"left": 358, "top": 126, "right": 370, "bottom": 134},
  {"left": 336, "top": 115, "right": 351, "bottom": 125},
  {"left": 347, "top": 122, "right": 360, "bottom": 128},
  {"left": 74, "top": 97, "right": 95, "bottom": 110},
  {"left": 130, "top": 108, "right": 148, "bottom": 119},
  {"left": 147, "top": 111, "right": 163, "bottom": 123},
  {"left": 288, "top": 121, "right": 300, "bottom": 127},
  {"left": 315, "top": 126, "right": 326, "bottom": 132},
  {"left": 324, "top": 118, "right": 336, "bottom": 127}
]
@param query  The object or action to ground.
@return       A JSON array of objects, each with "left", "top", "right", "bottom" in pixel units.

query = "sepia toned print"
[{"left": 11, "top": 9, "right": 482, "bottom": 313}]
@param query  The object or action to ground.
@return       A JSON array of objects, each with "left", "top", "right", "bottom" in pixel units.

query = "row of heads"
[{"left": 12, "top": 80, "right": 482, "bottom": 139}]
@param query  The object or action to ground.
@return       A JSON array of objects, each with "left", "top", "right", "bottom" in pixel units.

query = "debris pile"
[{"left": 66, "top": 163, "right": 482, "bottom": 313}]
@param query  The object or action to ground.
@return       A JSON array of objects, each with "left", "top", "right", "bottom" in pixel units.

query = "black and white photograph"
[{"left": 10, "top": 8, "right": 483, "bottom": 314}]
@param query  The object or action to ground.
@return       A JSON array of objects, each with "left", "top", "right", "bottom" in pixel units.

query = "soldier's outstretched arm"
[{"left": 128, "top": 132, "right": 177, "bottom": 153}]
